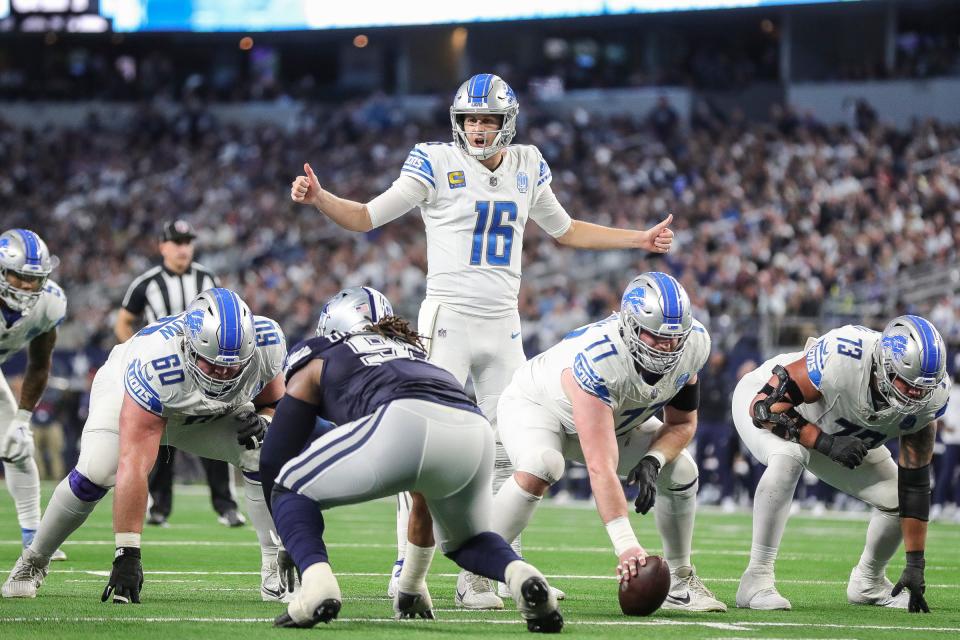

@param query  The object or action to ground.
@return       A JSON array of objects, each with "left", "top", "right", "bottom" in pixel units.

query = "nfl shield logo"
[{"left": 516, "top": 172, "right": 529, "bottom": 193}]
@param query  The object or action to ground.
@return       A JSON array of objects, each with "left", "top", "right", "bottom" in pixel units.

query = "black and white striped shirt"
[{"left": 121, "top": 263, "right": 219, "bottom": 324}]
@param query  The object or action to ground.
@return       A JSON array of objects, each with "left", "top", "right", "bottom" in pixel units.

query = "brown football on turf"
[{"left": 618, "top": 555, "right": 670, "bottom": 616}]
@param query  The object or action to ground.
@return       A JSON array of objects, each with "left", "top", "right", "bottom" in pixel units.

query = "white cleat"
[
  {"left": 274, "top": 563, "right": 342, "bottom": 628},
  {"left": 2, "top": 550, "right": 49, "bottom": 599},
  {"left": 504, "top": 561, "right": 563, "bottom": 633},
  {"left": 661, "top": 565, "right": 727, "bottom": 612},
  {"left": 50, "top": 549, "right": 67, "bottom": 562},
  {"left": 261, "top": 557, "right": 293, "bottom": 603},
  {"left": 498, "top": 581, "right": 566, "bottom": 601},
  {"left": 454, "top": 570, "right": 504, "bottom": 610},
  {"left": 736, "top": 570, "right": 791, "bottom": 610},
  {"left": 386, "top": 560, "right": 403, "bottom": 599},
  {"left": 846, "top": 566, "right": 909, "bottom": 608}
]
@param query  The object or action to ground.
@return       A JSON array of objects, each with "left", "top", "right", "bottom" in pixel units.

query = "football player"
[
  {"left": 0, "top": 230, "right": 67, "bottom": 562},
  {"left": 3, "top": 288, "right": 290, "bottom": 604},
  {"left": 258, "top": 287, "right": 562, "bottom": 632},
  {"left": 733, "top": 316, "right": 949, "bottom": 613},
  {"left": 291, "top": 73, "right": 673, "bottom": 608},
  {"left": 490, "top": 272, "right": 726, "bottom": 612}
]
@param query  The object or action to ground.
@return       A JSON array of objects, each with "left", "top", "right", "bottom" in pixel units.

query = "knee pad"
[
  {"left": 68, "top": 468, "right": 109, "bottom": 503},
  {"left": 516, "top": 448, "right": 565, "bottom": 485},
  {"left": 658, "top": 449, "right": 699, "bottom": 495}
]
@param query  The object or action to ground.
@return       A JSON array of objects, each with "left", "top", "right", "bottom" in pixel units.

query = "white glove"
[{"left": 1, "top": 410, "right": 35, "bottom": 463}]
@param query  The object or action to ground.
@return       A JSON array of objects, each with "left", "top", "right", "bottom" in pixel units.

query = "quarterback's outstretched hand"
[
  {"left": 626, "top": 455, "right": 661, "bottom": 515},
  {"left": 640, "top": 214, "right": 674, "bottom": 254},
  {"left": 892, "top": 551, "right": 929, "bottom": 613},
  {"left": 0, "top": 410, "right": 35, "bottom": 463},
  {"left": 101, "top": 547, "right": 143, "bottom": 604},
  {"left": 291, "top": 163, "right": 323, "bottom": 207}
]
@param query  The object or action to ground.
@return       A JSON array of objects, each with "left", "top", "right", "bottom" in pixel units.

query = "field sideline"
[{"left": 1, "top": 484, "right": 958, "bottom": 639}]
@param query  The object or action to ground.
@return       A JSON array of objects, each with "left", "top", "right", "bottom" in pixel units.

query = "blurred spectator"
[{"left": 931, "top": 369, "right": 960, "bottom": 521}]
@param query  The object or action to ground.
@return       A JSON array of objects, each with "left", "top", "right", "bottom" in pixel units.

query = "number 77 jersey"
[
  {"left": 798, "top": 325, "right": 950, "bottom": 447},
  {"left": 400, "top": 142, "right": 572, "bottom": 317}
]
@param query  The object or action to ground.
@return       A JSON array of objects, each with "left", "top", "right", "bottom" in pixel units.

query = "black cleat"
[
  {"left": 521, "top": 578, "right": 563, "bottom": 634},
  {"left": 273, "top": 599, "right": 341, "bottom": 628},
  {"left": 527, "top": 610, "right": 564, "bottom": 633}
]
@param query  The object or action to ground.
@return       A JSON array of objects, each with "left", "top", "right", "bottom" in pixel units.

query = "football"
[{"left": 618, "top": 556, "right": 671, "bottom": 616}]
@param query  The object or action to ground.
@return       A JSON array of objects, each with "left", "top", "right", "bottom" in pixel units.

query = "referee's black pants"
[{"left": 148, "top": 445, "right": 238, "bottom": 518}]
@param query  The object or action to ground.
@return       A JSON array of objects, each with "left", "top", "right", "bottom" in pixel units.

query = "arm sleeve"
[
  {"left": 367, "top": 174, "right": 431, "bottom": 229},
  {"left": 529, "top": 184, "right": 573, "bottom": 238}
]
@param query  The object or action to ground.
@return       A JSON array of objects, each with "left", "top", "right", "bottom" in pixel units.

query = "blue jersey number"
[
  {"left": 834, "top": 418, "right": 886, "bottom": 448},
  {"left": 470, "top": 201, "right": 518, "bottom": 266},
  {"left": 836, "top": 337, "right": 863, "bottom": 360},
  {"left": 151, "top": 354, "right": 185, "bottom": 386}
]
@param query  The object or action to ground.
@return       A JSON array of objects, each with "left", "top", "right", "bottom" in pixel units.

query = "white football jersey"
[
  {"left": 755, "top": 324, "right": 950, "bottom": 447},
  {"left": 396, "top": 142, "right": 571, "bottom": 317},
  {"left": 511, "top": 314, "right": 711, "bottom": 435},
  {"left": 118, "top": 313, "right": 286, "bottom": 424},
  {"left": 0, "top": 280, "right": 67, "bottom": 364}
]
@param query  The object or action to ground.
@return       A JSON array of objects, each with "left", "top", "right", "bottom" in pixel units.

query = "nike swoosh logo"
[
  {"left": 667, "top": 592, "right": 691, "bottom": 605},
  {"left": 457, "top": 588, "right": 467, "bottom": 601},
  {"left": 511, "top": 332, "right": 521, "bottom": 339}
]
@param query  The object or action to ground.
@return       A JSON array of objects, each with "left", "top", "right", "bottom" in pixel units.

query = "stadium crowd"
[{"left": 1, "top": 94, "right": 959, "bottom": 513}]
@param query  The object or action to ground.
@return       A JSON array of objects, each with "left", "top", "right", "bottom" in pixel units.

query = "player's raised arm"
[
  {"left": 892, "top": 422, "right": 935, "bottom": 613},
  {"left": 291, "top": 163, "right": 374, "bottom": 232}
]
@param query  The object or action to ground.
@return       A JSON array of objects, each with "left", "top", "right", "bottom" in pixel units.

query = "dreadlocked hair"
[{"left": 365, "top": 316, "right": 427, "bottom": 352}]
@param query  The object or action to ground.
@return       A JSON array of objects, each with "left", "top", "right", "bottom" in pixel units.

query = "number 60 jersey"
[{"left": 788, "top": 325, "right": 948, "bottom": 446}]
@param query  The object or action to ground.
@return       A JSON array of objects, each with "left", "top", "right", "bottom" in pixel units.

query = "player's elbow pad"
[{"left": 898, "top": 464, "right": 931, "bottom": 522}]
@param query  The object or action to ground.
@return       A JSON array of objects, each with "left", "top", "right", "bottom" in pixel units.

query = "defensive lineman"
[
  {"left": 291, "top": 73, "right": 673, "bottom": 608},
  {"left": 258, "top": 287, "right": 562, "bottom": 631},
  {"left": 492, "top": 272, "right": 726, "bottom": 612},
  {"left": 0, "top": 229, "right": 67, "bottom": 561},
  {"left": 3, "top": 288, "right": 290, "bottom": 603},
  {"left": 734, "top": 317, "right": 949, "bottom": 612}
]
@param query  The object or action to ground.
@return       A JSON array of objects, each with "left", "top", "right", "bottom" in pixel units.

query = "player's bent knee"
[
  {"left": 658, "top": 449, "right": 698, "bottom": 493},
  {"left": 516, "top": 448, "right": 565, "bottom": 485},
  {"left": 67, "top": 468, "right": 110, "bottom": 502}
]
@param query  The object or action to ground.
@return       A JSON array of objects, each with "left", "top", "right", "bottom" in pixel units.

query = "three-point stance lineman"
[
  {"left": 3, "top": 288, "right": 291, "bottom": 603},
  {"left": 734, "top": 316, "right": 950, "bottom": 612},
  {"left": 258, "top": 287, "right": 562, "bottom": 632}
]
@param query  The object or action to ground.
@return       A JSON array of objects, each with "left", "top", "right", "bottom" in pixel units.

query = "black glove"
[
  {"left": 277, "top": 547, "right": 300, "bottom": 596},
  {"left": 235, "top": 410, "right": 270, "bottom": 450},
  {"left": 814, "top": 432, "right": 867, "bottom": 469},
  {"left": 626, "top": 455, "right": 661, "bottom": 515},
  {"left": 892, "top": 550, "right": 929, "bottom": 613},
  {"left": 101, "top": 547, "right": 144, "bottom": 604}
]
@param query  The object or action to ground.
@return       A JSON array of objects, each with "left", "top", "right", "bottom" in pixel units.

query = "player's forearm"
[
  {"left": 901, "top": 517, "right": 928, "bottom": 553},
  {"left": 18, "top": 365, "right": 51, "bottom": 412},
  {"left": 557, "top": 220, "right": 644, "bottom": 250},
  {"left": 587, "top": 464, "right": 630, "bottom": 524},
  {"left": 313, "top": 190, "right": 373, "bottom": 232},
  {"left": 114, "top": 317, "right": 136, "bottom": 343},
  {"left": 648, "top": 419, "right": 696, "bottom": 464},
  {"left": 113, "top": 459, "right": 151, "bottom": 535}
]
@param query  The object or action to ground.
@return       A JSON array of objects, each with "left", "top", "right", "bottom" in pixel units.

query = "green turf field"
[{"left": 1, "top": 484, "right": 958, "bottom": 639}]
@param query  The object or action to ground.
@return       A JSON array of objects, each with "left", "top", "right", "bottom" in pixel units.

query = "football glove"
[
  {"left": 101, "top": 547, "right": 144, "bottom": 604},
  {"left": 235, "top": 411, "right": 270, "bottom": 450},
  {"left": 813, "top": 432, "right": 867, "bottom": 469},
  {"left": 892, "top": 551, "right": 929, "bottom": 613},
  {"left": 277, "top": 547, "right": 300, "bottom": 596},
  {"left": 626, "top": 455, "right": 661, "bottom": 515},
  {"left": 1, "top": 410, "right": 35, "bottom": 464}
]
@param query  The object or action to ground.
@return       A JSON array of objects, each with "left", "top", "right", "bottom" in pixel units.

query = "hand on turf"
[
  {"left": 101, "top": 547, "right": 143, "bottom": 604},
  {"left": 626, "top": 455, "right": 661, "bottom": 514},
  {"left": 638, "top": 214, "right": 674, "bottom": 254},
  {"left": 277, "top": 547, "right": 300, "bottom": 596},
  {"left": 291, "top": 163, "right": 323, "bottom": 208},
  {"left": 616, "top": 546, "right": 648, "bottom": 586},
  {"left": 892, "top": 551, "right": 929, "bottom": 613}
]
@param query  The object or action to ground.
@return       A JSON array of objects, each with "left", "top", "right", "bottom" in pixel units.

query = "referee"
[{"left": 113, "top": 220, "right": 245, "bottom": 528}]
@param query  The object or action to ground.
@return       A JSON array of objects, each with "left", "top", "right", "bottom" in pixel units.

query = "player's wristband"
[
  {"left": 14, "top": 409, "right": 33, "bottom": 424},
  {"left": 644, "top": 450, "right": 667, "bottom": 470},
  {"left": 605, "top": 516, "right": 640, "bottom": 557},
  {"left": 115, "top": 532, "right": 141, "bottom": 549}
]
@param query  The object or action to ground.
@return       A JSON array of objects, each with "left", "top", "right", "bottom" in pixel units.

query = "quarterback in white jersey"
[
  {"left": 292, "top": 73, "right": 673, "bottom": 608},
  {"left": 0, "top": 229, "right": 67, "bottom": 559},
  {"left": 3, "top": 288, "right": 290, "bottom": 604},
  {"left": 733, "top": 316, "right": 949, "bottom": 613},
  {"left": 493, "top": 272, "right": 726, "bottom": 613}
]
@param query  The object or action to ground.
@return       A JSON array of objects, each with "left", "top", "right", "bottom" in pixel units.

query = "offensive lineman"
[
  {"left": 258, "top": 287, "right": 562, "bottom": 632},
  {"left": 491, "top": 272, "right": 726, "bottom": 612},
  {"left": 733, "top": 316, "right": 949, "bottom": 612},
  {"left": 3, "top": 288, "right": 291, "bottom": 603},
  {"left": 291, "top": 73, "right": 673, "bottom": 608},
  {"left": 0, "top": 230, "right": 67, "bottom": 562}
]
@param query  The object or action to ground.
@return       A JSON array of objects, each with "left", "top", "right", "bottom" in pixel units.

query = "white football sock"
[
  {"left": 243, "top": 475, "right": 278, "bottom": 561},
  {"left": 395, "top": 492, "right": 411, "bottom": 562},
  {"left": 746, "top": 454, "right": 803, "bottom": 575},
  {"left": 491, "top": 475, "right": 541, "bottom": 545},
  {"left": 856, "top": 508, "right": 902, "bottom": 581},
  {"left": 29, "top": 476, "right": 98, "bottom": 561},
  {"left": 654, "top": 478, "right": 697, "bottom": 571},
  {"left": 3, "top": 457, "right": 41, "bottom": 535},
  {"left": 398, "top": 542, "right": 435, "bottom": 592}
]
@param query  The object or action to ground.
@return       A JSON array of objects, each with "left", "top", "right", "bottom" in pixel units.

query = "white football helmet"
[
  {"left": 316, "top": 286, "right": 393, "bottom": 337},
  {"left": 619, "top": 272, "right": 693, "bottom": 375},
  {"left": 182, "top": 288, "right": 256, "bottom": 399},
  {"left": 873, "top": 315, "right": 946, "bottom": 412},
  {"left": 450, "top": 73, "right": 519, "bottom": 160},
  {"left": 0, "top": 229, "right": 59, "bottom": 314}
]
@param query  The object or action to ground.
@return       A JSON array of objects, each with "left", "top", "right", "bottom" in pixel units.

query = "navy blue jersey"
[{"left": 284, "top": 331, "right": 482, "bottom": 425}]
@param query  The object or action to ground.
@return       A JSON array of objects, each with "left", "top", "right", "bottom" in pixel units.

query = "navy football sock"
[
  {"left": 271, "top": 487, "right": 329, "bottom": 572},
  {"left": 446, "top": 531, "right": 521, "bottom": 583}
]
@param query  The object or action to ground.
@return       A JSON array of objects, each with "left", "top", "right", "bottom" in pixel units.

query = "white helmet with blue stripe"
[
  {"left": 316, "top": 286, "right": 393, "bottom": 338},
  {"left": 450, "top": 73, "right": 519, "bottom": 160},
  {"left": 873, "top": 315, "right": 946, "bottom": 412},
  {"left": 182, "top": 288, "right": 256, "bottom": 399},
  {"left": 0, "top": 228, "right": 60, "bottom": 313},
  {"left": 619, "top": 272, "right": 694, "bottom": 375}
]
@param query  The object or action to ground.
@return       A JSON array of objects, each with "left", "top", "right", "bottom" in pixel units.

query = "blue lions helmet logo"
[
  {"left": 623, "top": 287, "right": 646, "bottom": 312},
  {"left": 184, "top": 310, "right": 205, "bottom": 339},
  {"left": 882, "top": 334, "right": 908, "bottom": 361}
]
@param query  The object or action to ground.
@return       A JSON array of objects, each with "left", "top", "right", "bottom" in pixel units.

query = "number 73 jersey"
[
  {"left": 400, "top": 142, "right": 571, "bottom": 317},
  {"left": 796, "top": 325, "right": 950, "bottom": 447}
]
